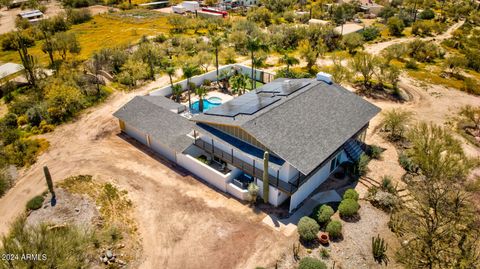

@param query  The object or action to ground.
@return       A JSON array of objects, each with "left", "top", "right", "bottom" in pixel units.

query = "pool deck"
[{"left": 187, "top": 91, "right": 234, "bottom": 105}]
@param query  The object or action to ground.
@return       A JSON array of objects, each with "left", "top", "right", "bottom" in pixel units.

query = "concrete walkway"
[{"left": 262, "top": 190, "right": 342, "bottom": 237}]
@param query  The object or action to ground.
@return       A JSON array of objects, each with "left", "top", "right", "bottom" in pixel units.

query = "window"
[{"left": 329, "top": 152, "right": 342, "bottom": 172}]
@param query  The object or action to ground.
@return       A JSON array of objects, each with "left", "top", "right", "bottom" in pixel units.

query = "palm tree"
[
  {"left": 182, "top": 63, "right": 200, "bottom": 109},
  {"left": 229, "top": 73, "right": 248, "bottom": 95},
  {"left": 172, "top": 84, "right": 182, "bottom": 103},
  {"left": 210, "top": 34, "right": 224, "bottom": 83},
  {"left": 246, "top": 37, "right": 269, "bottom": 90},
  {"left": 195, "top": 86, "right": 208, "bottom": 112},
  {"left": 165, "top": 66, "right": 176, "bottom": 89},
  {"left": 279, "top": 53, "right": 299, "bottom": 74}
]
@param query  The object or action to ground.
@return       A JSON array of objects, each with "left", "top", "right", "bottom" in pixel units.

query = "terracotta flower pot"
[{"left": 318, "top": 232, "right": 329, "bottom": 244}]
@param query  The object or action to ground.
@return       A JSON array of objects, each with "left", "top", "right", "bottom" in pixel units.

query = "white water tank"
[{"left": 316, "top": 72, "right": 333, "bottom": 84}]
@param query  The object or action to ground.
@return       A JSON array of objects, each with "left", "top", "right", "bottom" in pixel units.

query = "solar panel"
[
  {"left": 205, "top": 94, "right": 281, "bottom": 117},
  {"left": 204, "top": 79, "right": 310, "bottom": 117},
  {"left": 256, "top": 81, "right": 310, "bottom": 96}
]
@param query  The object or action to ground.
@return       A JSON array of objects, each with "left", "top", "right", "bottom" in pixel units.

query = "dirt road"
[
  {"left": 0, "top": 77, "right": 290, "bottom": 269},
  {"left": 364, "top": 20, "right": 465, "bottom": 55}
]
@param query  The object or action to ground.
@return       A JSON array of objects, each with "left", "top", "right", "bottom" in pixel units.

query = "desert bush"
[
  {"left": 367, "top": 145, "right": 383, "bottom": 159},
  {"left": 362, "top": 26, "right": 380, "bottom": 41},
  {"left": 463, "top": 77, "right": 480, "bottom": 95},
  {"left": 372, "top": 191, "right": 399, "bottom": 212},
  {"left": 1, "top": 32, "right": 35, "bottom": 51},
  {"left": 405, "top": 59, "right": 418, "bottom": 69},
  {"left": 319, "top": 248, "right": 330, "bottom": 259},
  {"left": 66, "top": 8, "right": 92, "bottom": 25},
  {"left": 26, "top": 195, "right": 44, "bottom": 210},
  {"left": 1, "top": 215, "right": 93, "bottom": 267},
  {"left": 387, "top": 16, "right": 405, "bottom": 36},
  {"left": 381, "top": 108, "right": 412, "bottom": 141},
  {"left": 354, "top": 153, "right": 370, "bottom": 176},
  {"left": 298, "top": 216, "right": 320, "bottom": 242},
  {"left": 338, "top": 198, "right": 360, "bottom": 218},
  {"left": 325, "top": 220, "right": 342, "bottom": 239},
  {"left": 298, "top": 257, "right": 327, "bottom": 269},
  {"left": 398, "top": 152, "right": 417, "bottom": 173},
  {"left": 0, "top": 169, "right": 12, "bottom": 198},
  {"left": 247, "top": 183, "right": 259, "bottom": 205},
  {"left": 381, "top": 176, "right": 396, "bottom": 194},
  {"left": 4, "top": 138, "right": 45, "bottom": 167},
  {"left": 419, "top": 8, "right": 435, "bottom": 20},
  {"left": 316, "top": 205, "right": 334, "bottom": 224},
  {"left": 343, "top": 189, "right": 359, "bottom": 201}
]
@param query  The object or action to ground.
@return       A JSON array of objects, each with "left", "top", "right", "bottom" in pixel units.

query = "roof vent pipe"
[{"left": 316, "top": 72, "right": 333, "bottom": 84}]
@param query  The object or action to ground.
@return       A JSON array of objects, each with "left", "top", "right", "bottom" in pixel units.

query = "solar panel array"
[
  {"left": 205, "top": 93, "right": 281, "bottom": 117},
  {"left": 257, "top": 81, "right": 310, "bottom": 96},
  {"left": 204, "top": 80, "right": 311, "bottom": 118}
]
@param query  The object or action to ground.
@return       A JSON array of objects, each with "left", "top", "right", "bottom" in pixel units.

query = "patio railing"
[{"left": 194, "top": 139, "right": 302, "bottom": 194}]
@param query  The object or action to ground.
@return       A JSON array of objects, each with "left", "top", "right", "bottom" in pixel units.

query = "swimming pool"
[{"left": 191, "top": 97, "right": 223, "bottom": 113}]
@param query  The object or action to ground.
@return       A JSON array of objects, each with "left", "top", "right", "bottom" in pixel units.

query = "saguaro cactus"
[
  {"left": 262, "top": 151, "right": 269, "bottom": 203},
  {"left": 43, "top": 166, "right": 55, "bottom": 198},
  {"left": 372, "top": 234, "right": 389, "bottom": 265}
]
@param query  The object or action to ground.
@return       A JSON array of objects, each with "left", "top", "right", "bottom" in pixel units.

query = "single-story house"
[
  {"left": 17, "top": 10, "right": 44, "bottom": 23},
  {"left": 114, "top": 74, "right": 380, "bottom": 212}
]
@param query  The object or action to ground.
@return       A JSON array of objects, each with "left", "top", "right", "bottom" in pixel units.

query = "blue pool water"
[{"left": 191, "top": 97, "right": 222, "bottom": 113}]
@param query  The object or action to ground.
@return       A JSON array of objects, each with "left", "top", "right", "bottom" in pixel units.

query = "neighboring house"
[
  {"left": 334, "top": 23, "right": 364, "bottom": 35},
  {"left": 114, "top": 75, "right": 380, "bottom": 213},
  {"left": 360, "top": 2, "right": 384, "bottom": 16},
  {"left": 308, "top": 19, "right": 330, "bottom": 26},
  {"left": 17, "top": 10, "right": 44, "bottom": 23}
]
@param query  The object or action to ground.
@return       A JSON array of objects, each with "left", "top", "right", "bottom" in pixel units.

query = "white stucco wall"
[
  {"left": 124, "top": 123, "right": 147, "bottom": 145},
  {"left": 176, "top": 153, "right": 242, "bottom": 192},
  {"left": 289, "top": 150, "right": 347, "bottom": 212},
  {"left": 226, "top": 183, "right": 249, "bottom": 201},
  {"left": 255, "top": 179, "right": 289, "bottom": 207},
  {"left": 150, "top": 137, "right": 176, "bottom": 162}
]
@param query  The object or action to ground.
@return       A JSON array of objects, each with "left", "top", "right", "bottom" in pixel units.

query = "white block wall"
[
  {"left": 226, "top": 183, "right": 249, "bottom": 200},
  {"left": 149, "top": 64, "right": 272, "bottom": 97}
]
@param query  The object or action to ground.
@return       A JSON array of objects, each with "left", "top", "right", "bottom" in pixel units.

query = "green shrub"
[
  {"left": 343, "top": 189, "right": 359, "bottom": 201},
  {"left": 26, "top": 195, "right": 45, "bottom": 210},
  {"left": 1, "top": 215, "right": 92, "bottom": 268},
  {"left": 355, "top": 153, "right": 370, "bottom": 176},
  {"left": 325, "top": 220, "right": 342, "bottom": 240},
  {"left": 4, "top": 138, "right": 45, "bottom": 167},
  {"left": 316, "top": 205, "right": 334, "bottom": 224},
  {"left": 297, "top": 216, "right": 319, "bottom": 242},
  {"left": 338, "top": 198, "right": 360, "bottom": 218},
  {"left": 66, "top": 8, "right": 92, "bottom": 25},
  {"left": 381, "top": 175, "right": 396, "bottom": 194},
  {"left": 298, "top": 257, "right": 327, "bottom": 269},
  {"left": 405, "top": 59, "right": 418, "bottom": 70},
  {"left": 362, "top": 26, "right": 380, "bottom": 41},
  {"left": 367, "top": 145, "right": 383, "bottom": 159},
  {"left": 203, "top": 79, "right": 212, "bottom": 86},
  {"left": 398, "top": 152, "right": 416, "bottom": 172},
  {"left": 419, "top": 8, "right": 435, "bottom": 20},
  {"left": 463, "top": 78, "right": 480, "bottom": 95},
  {"left": 0, "top": 170, "right": 12, "bottom": 198},
  {"left": 372, "top": 191, "right": 399, "bottom": 212}
]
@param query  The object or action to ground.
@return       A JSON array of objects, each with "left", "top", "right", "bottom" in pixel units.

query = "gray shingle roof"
[
  {"left": 193, "top": 79, "right": 380, "bottom": 175},
  {"left": 113, "top": 96, "right": 193, "bottom": 152}
]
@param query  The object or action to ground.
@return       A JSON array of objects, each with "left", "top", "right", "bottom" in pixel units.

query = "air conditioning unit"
[{"left": 316, "top": 72, "right": 333, "bottom": 84}]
